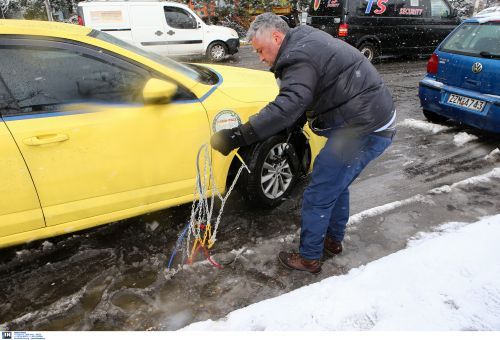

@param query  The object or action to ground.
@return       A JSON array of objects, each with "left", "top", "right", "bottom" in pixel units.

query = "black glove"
[
  {"left": 210, "top": 127, "right": 246, "bottom": 156},
  {"left": 210, "top": 123, "right": 259, "bottom": 156}
]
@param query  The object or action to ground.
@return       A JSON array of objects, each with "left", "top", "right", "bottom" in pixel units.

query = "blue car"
[{"left": 419, "top": 15, "right": 500, "bottom": 133}]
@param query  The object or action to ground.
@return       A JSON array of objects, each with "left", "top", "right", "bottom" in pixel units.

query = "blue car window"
[
  {"left": 0, "top": 46, "right": 147, "bottom": 114},
  {"left": 441, "top": 22, "right": 500, "bottom": 57}
]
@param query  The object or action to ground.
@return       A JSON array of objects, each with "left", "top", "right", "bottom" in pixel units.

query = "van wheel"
[
  {"left": 240, "top": 135, "right": 300, "bottom": 208},
  {"left": 207, "top": 42, "right": 228, "bottom": 62},
  {"left": 423, "top": 110, "right": 448, "bottom": 124},
  {"left": 358, "top": 42, "right": 378, "bottom": 62}
]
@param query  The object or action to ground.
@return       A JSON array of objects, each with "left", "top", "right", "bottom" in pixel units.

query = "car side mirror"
[{"left": 142, "top": 78, "right": 177, "bottom": 105}]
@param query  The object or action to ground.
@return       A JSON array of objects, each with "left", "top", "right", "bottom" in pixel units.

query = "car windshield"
[
  {"left": 89, "top": 30, "right": 219, "bottom": 84},
  {"left": 440, "top": 22, "right": 500, "bottom": 59}
]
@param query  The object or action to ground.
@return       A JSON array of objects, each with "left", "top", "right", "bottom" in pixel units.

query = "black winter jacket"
[{"left": 247, "top": 25, "right": 395, "bottom": 140}]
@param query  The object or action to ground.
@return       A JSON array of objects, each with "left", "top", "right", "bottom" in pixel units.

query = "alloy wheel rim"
[
  {"left": 211, "top": 45, "right": 225, "bottom": 60},
  {"left": 260, "top": 143, "right": 293, "bottom": 199},
  {"left": 361, "top": 47, "right": 373, "bottom": 61}
]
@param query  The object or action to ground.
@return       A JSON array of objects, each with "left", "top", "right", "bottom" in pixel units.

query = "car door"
[
  {"left": 163, "top": 5, "right": 204, "bottom": 56},
  {"left": 422, "top": 0, "right": 457, "bottom": 49},
  {"left": 0, "top": 38, "right": 210, "bottom": 228},
  {"left": 129, "top": 3, "right": 170, "bottom": 56},
  {"left": 0, "top": 98, "right": 45, "bottom": 238},
  {"left": 354, "top": 0, "right": 411, "bottom": 53}
]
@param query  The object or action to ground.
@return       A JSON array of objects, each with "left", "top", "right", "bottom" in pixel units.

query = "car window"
[
  {"left": 0, "top": 46, "right": 147, "bottom": 114},
  {"left": 0, "top": 76, "right": 18, "bottom": 115},
  {"left": 164, "top": 6, "right": 197, "bottom": 29},
  {"left": 430, "top": 0, "right": 450, "bottom": 17},
  {"left": 440, "top": 22, "right": 500, "bottom": 57}
]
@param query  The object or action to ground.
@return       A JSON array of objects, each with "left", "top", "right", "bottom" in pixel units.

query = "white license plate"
[{"left": 447, "top": 94, "right": 486, "bottom": 112}]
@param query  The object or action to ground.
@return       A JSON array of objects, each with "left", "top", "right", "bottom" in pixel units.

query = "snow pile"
[
  {"left": 453, "top": 132, "right": 478, "bottom": 146},
  {"left": 183, "top": 215, "right": 500, "bottom": 331},
  {"left": 347, "top": 194, "right": 431, "bottom": 226},
  {"left": 429, "top": 167, "right": 500, "bottom": 194},
  {"left": 485, "top": 148, "right": 500, "bottom": 162},
  {"left": 397, "top": 118, "right": 450, "bottom": 134}
]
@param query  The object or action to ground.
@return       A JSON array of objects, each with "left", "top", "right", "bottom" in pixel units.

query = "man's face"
[{"left": 251, "top": 30, "right": 285, "bottom": 67}]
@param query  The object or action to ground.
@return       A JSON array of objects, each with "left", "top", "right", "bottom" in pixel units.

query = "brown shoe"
[
  {"left": 324, "top": 235, "right": 343, "bottom": 256},
  {"left": 278, "top": 252, "right": 321, "bottom": 274}
]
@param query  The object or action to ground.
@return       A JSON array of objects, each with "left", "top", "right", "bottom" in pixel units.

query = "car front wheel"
[
  {"left": 240, "top": 135, "right": 300, "bottom": 208},
  {"left": 207, "top": 42, "right": 228, "bottom": 62}
]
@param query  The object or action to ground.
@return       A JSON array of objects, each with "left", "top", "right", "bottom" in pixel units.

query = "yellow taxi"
[{"left": 0, "top": 20, "right": 325, "bottom": 248}]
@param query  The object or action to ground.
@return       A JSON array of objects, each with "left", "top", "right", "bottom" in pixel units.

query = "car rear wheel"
[
  {"left": 240, "top": 135, "right": 300, "bottom": 208},
  {"left": 207, "top": 42, "right": 228, "bottom": 62},
  {"left": 423, "top": 110, "right": 449, "bottom": 124},
  {"left": 358, "top": 42, "right": 378, "bottom": 62}
]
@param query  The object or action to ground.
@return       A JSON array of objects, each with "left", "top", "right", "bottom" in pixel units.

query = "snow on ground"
[
  {"left": 453, "top": 132, "right": 478, "bottom": 147},
  {"left": 347, "top": 194, "right": 431, "bottom": 226},
  {"left": 183, "top": 215, "right": 500, "bottom": 331},
  {"left": 397, "top": 118, "right": 450, "bottom": 134},
  {"left": 429, "top": 167, "right": 500, "bottom": 194},
  {"left": 485, "top": 148, "right": 500, "bottom": 162}
]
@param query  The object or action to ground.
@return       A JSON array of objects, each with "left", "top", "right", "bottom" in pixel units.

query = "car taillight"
[
  {"left": 427, "top": 53, "right": 439, "bottom": 75},
  {"left": 78, "top": 15, "right": 84, "bottom": 26},
  {"left": 338, "top": 24, "right": 348, "bottom": 37}
]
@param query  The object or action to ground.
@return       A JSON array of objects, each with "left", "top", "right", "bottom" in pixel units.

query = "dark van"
[{"left": 307, "top": 0, "right": 461, "bottom": 61}]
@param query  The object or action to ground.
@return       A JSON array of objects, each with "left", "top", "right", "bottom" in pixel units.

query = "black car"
[{"left": 307, "top": 0, "right": 461, "bottom": 61}]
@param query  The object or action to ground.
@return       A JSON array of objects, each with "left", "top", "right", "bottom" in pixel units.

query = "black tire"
[
  {"left": 423, "top": 110, "right": 449, "bottom": 124},
  {"left": 206, "top": 41, "right": 228, "bottom": 62},
  {"left": 240, "top": 135, "right": 300, "bottom": 208},
  {"left": 358, "top": 42, "right": 379, "bottom": 62}
]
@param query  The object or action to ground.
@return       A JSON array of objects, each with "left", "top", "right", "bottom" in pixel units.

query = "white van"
[{"left": 77, "top": 0, "right": 240, "bottom": 61}]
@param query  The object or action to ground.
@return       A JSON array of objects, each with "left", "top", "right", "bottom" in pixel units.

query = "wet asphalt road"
[{"left": 1, "top": 46, "right": 499, "bottom": 331}]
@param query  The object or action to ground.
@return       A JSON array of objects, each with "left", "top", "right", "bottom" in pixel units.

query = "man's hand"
[{"left": 210, "top": 127, "right": 246, "bottom": 156}]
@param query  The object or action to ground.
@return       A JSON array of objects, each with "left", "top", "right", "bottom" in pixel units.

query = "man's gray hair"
[{"left": 246, "top": 12, "right": 290, "bottom": 42}]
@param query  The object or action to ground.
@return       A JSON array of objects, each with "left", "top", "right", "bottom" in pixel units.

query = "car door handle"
[
  {"left": 167, "top": 30, "right": 175, "bottom": 36},
  {"left": 155, "top": 30, "right": 163, "bottom": 36},
  {"left": 23, "top": 134, "right": 69, "bottom": 146}
]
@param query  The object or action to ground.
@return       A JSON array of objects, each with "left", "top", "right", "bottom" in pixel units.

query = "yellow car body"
[{"left": 0, "top": 20, "right": 325, "bottom": 249}]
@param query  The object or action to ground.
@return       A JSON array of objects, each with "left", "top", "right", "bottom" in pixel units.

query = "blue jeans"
[{"left": 300, "top": 131, "right": 394, "bottom": 260}]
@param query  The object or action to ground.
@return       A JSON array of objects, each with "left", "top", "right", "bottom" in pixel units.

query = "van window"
[
  {"left": 356, "top": 0, "right": 426, "bottom": 17},
  {"left": 164, "top": 7, "right": 197, "bottom": 29},
  {"left": 308, "top": 0, "right": 344, "bottom": 16},
  {"left": 430, "top": 0, "right": 450, "bottom": 17}
]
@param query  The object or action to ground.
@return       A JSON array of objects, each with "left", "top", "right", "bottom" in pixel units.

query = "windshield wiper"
[{"left": 480, "top": 51, "right": 500, "bottom": 59}]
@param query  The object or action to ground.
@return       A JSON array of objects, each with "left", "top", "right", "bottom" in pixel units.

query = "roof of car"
[
  {"left": 465, "top": 14, "right": 500, "bottom": 23},
  {"left": 79, "top": 1, "right": 189, "bottom": 7},
  {"left": 0, "top": 19, "right": 92, "bottom": 37},
  {"left": 477, "top": 6, "right": 500, "bottom": 15}
]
